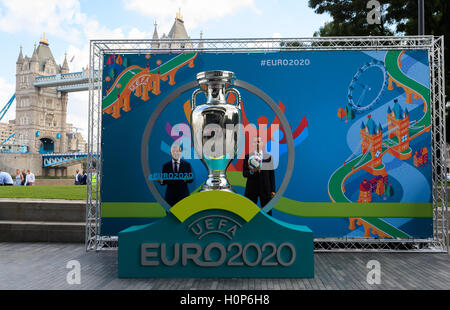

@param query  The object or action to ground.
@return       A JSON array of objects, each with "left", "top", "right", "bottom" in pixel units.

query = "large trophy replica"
[{"left": 191, "top": 71, "right": 242, "bottom": 191}]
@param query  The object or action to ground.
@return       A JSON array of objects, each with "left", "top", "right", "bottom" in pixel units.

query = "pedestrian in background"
[
  {"left": 25, "top": 169, "right": 35, "bottom": 186},
  {"left": 74, "top": 169, "right": 81, "bottom": 185},
  {"left": 14, "top": 169, "right": 23, "bottom": 186},
  {"left": 0, "top": 169, "right": 14, "bottom": 186},
  {"left": 89, "top": 168, "right": 97, "bottom": 187},
  {"left": 81, "top": 170, "right": 87, "bottom": 185},
  {"left": 21, "top": 169, "right": 27, "bottom": 186}
]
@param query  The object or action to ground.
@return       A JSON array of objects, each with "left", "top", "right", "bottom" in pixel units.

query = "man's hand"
[
  {"left": 271, "top": 192, "right": 276, "bottom": 198},
  {"left": 250, "top": 167, "right": 260, "bottom": 174}
]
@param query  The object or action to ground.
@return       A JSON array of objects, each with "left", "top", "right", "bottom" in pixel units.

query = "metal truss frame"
[{"left": 87, "top": 36, "right": 447, "bottom": 252}]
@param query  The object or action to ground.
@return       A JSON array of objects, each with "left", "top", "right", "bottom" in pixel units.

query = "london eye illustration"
[{"left": 347, "top": 60, "right": 388, "bottom": 113}]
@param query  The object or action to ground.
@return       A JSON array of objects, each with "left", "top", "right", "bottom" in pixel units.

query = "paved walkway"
[{"left": 0, "top": 242, "right": 449, "bottom": 290}]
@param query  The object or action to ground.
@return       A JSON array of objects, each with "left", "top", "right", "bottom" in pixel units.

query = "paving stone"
[{"left": 0, "top": 242, "right": 449, "bottom": 290}]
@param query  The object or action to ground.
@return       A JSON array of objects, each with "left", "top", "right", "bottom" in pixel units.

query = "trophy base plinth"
[
  {"left": 200, "top": 185, "right": 234, "bottom": 192},
  {"left": 201, "top": 175, "right": 234, "bottom": 192}
]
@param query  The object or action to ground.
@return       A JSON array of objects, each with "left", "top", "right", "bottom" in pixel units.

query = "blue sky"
[{"left": 0, "top": 0, "right": 330, "bottom": 136}]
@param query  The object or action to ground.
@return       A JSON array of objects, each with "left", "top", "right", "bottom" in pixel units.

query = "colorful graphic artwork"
[
  {"left": 101, "top": 50, "right": 432, "bottom": 239},
  {"left": 102, "top": 53, "right": 197, "bottom": 118}
]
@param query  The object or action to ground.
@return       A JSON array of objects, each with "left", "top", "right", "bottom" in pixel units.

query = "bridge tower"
[
  {"left": 360, "top": 115, "right": 385, "bottom": 175},
  {"left": 15, "top": 34, "right": 69, "bottom": 154},
  {"left": 158, "top": 10, "right": 193, "bottom": 49},
  {"left": 387, "top": 100, "right": 410, "bottom": 153}
]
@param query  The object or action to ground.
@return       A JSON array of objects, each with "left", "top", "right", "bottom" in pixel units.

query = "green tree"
[
  {"left": 309, "top": 0, "right": 393, "bottom": 36},
  {"left": 280, "top": 41, "right": 307, "bottom": 47}
]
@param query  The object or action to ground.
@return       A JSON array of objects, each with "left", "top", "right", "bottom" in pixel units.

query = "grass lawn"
[{"left": 0, "top": 185, "right": 86, "bottom": 200}]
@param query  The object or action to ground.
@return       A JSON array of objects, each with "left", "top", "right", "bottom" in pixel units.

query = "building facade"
[{"left": 0, "top": 121, "right": 14, "bottom": 143}]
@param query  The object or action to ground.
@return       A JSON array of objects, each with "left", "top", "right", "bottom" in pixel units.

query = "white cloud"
[
  {"left": 0, "top": 0, "right": 85, "bottom": 43},
  {"left": 0, "top": 0, "right": 128, "bottom": 44},
  {"left": 56, "top": 44, "right": 88, "bottom": 73},
  {"left": 128, "top": 28, "right": 151, "bottom": 39},
  {"left": 82, "top": 19, "right": 125, "bottom": 41},
  {"left": 124, "top": 0, "right": 260, "bottom": 30}
]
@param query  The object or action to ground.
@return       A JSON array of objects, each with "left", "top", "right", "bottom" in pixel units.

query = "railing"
[
  {"left": 42, "top": 153, "right": 89, "bottom": 167},
  {"left": 42, "top": 152, "right": 89, "bottom": 157},
  {"left": 56, "top": 82, "right": 100, "bottom": 92},
  {"left": 0, "top": 144, "right": 28, "bottom": 153}
]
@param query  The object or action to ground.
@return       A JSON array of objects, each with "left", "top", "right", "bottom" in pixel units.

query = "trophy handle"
[
  {"left": 225, "top": 88, "right": 241, "bottom": 109},
  {"left": 191, "top": 88, "right": 206, "bottom": 110}
]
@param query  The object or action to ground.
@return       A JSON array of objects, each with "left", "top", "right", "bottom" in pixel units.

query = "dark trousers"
[
  {"left": 166, "top": 194, "right": 188, "bottom": 207},
  {"left": 245, "top": 193, "right": 273, "bottom": 216}
]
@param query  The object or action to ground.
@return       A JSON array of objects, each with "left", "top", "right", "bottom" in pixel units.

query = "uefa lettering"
[{"left": 140, "top": 242, "right": 296, "bottom": 267}]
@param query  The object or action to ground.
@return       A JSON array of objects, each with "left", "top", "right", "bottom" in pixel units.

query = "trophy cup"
[{"left": 191, "top": 70, "right": 242, "bottom": 191}]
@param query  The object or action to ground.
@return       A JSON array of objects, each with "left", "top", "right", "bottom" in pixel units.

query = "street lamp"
[{"left": 418, "top": 0, "right": 425, "bottom": 35}]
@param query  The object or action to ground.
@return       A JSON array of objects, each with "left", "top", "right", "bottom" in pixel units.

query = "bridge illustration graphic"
[
  {"left": 327, "top": 50, "right": 431, "bottom": 239},
  {"left": 102, "top": 53, "right": 197, "bottom": 119}
]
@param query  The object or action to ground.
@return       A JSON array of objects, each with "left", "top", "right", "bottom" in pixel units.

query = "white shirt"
[
  {"left": 25, "top": 173, "right": 35, "bottom": 185},
  {"left": 172, "top": 159, "right": 180, "bottom": 172}
]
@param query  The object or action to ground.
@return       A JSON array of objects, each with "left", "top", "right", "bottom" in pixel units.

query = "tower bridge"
[
  {"left": 0, "top": 13, "right": 194, "bottom": 176},
  {"left": 0, "top": 34, "right": 91, "bottom": 176}
]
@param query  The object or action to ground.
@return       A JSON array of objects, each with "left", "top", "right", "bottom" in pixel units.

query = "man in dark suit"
[
  {"left": 158, "top": 144, "right": 193, "bottom": 207},
  {"left": 80, "top": 170, "right": 87, "bottom": 185},
  {"left": 243, "top": 136, "right": 276, "bottom": 213}
]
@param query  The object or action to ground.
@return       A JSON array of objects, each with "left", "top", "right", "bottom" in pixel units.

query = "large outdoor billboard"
[{"left": 101, "top": 49, "right": 432, "bottom": 240}]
